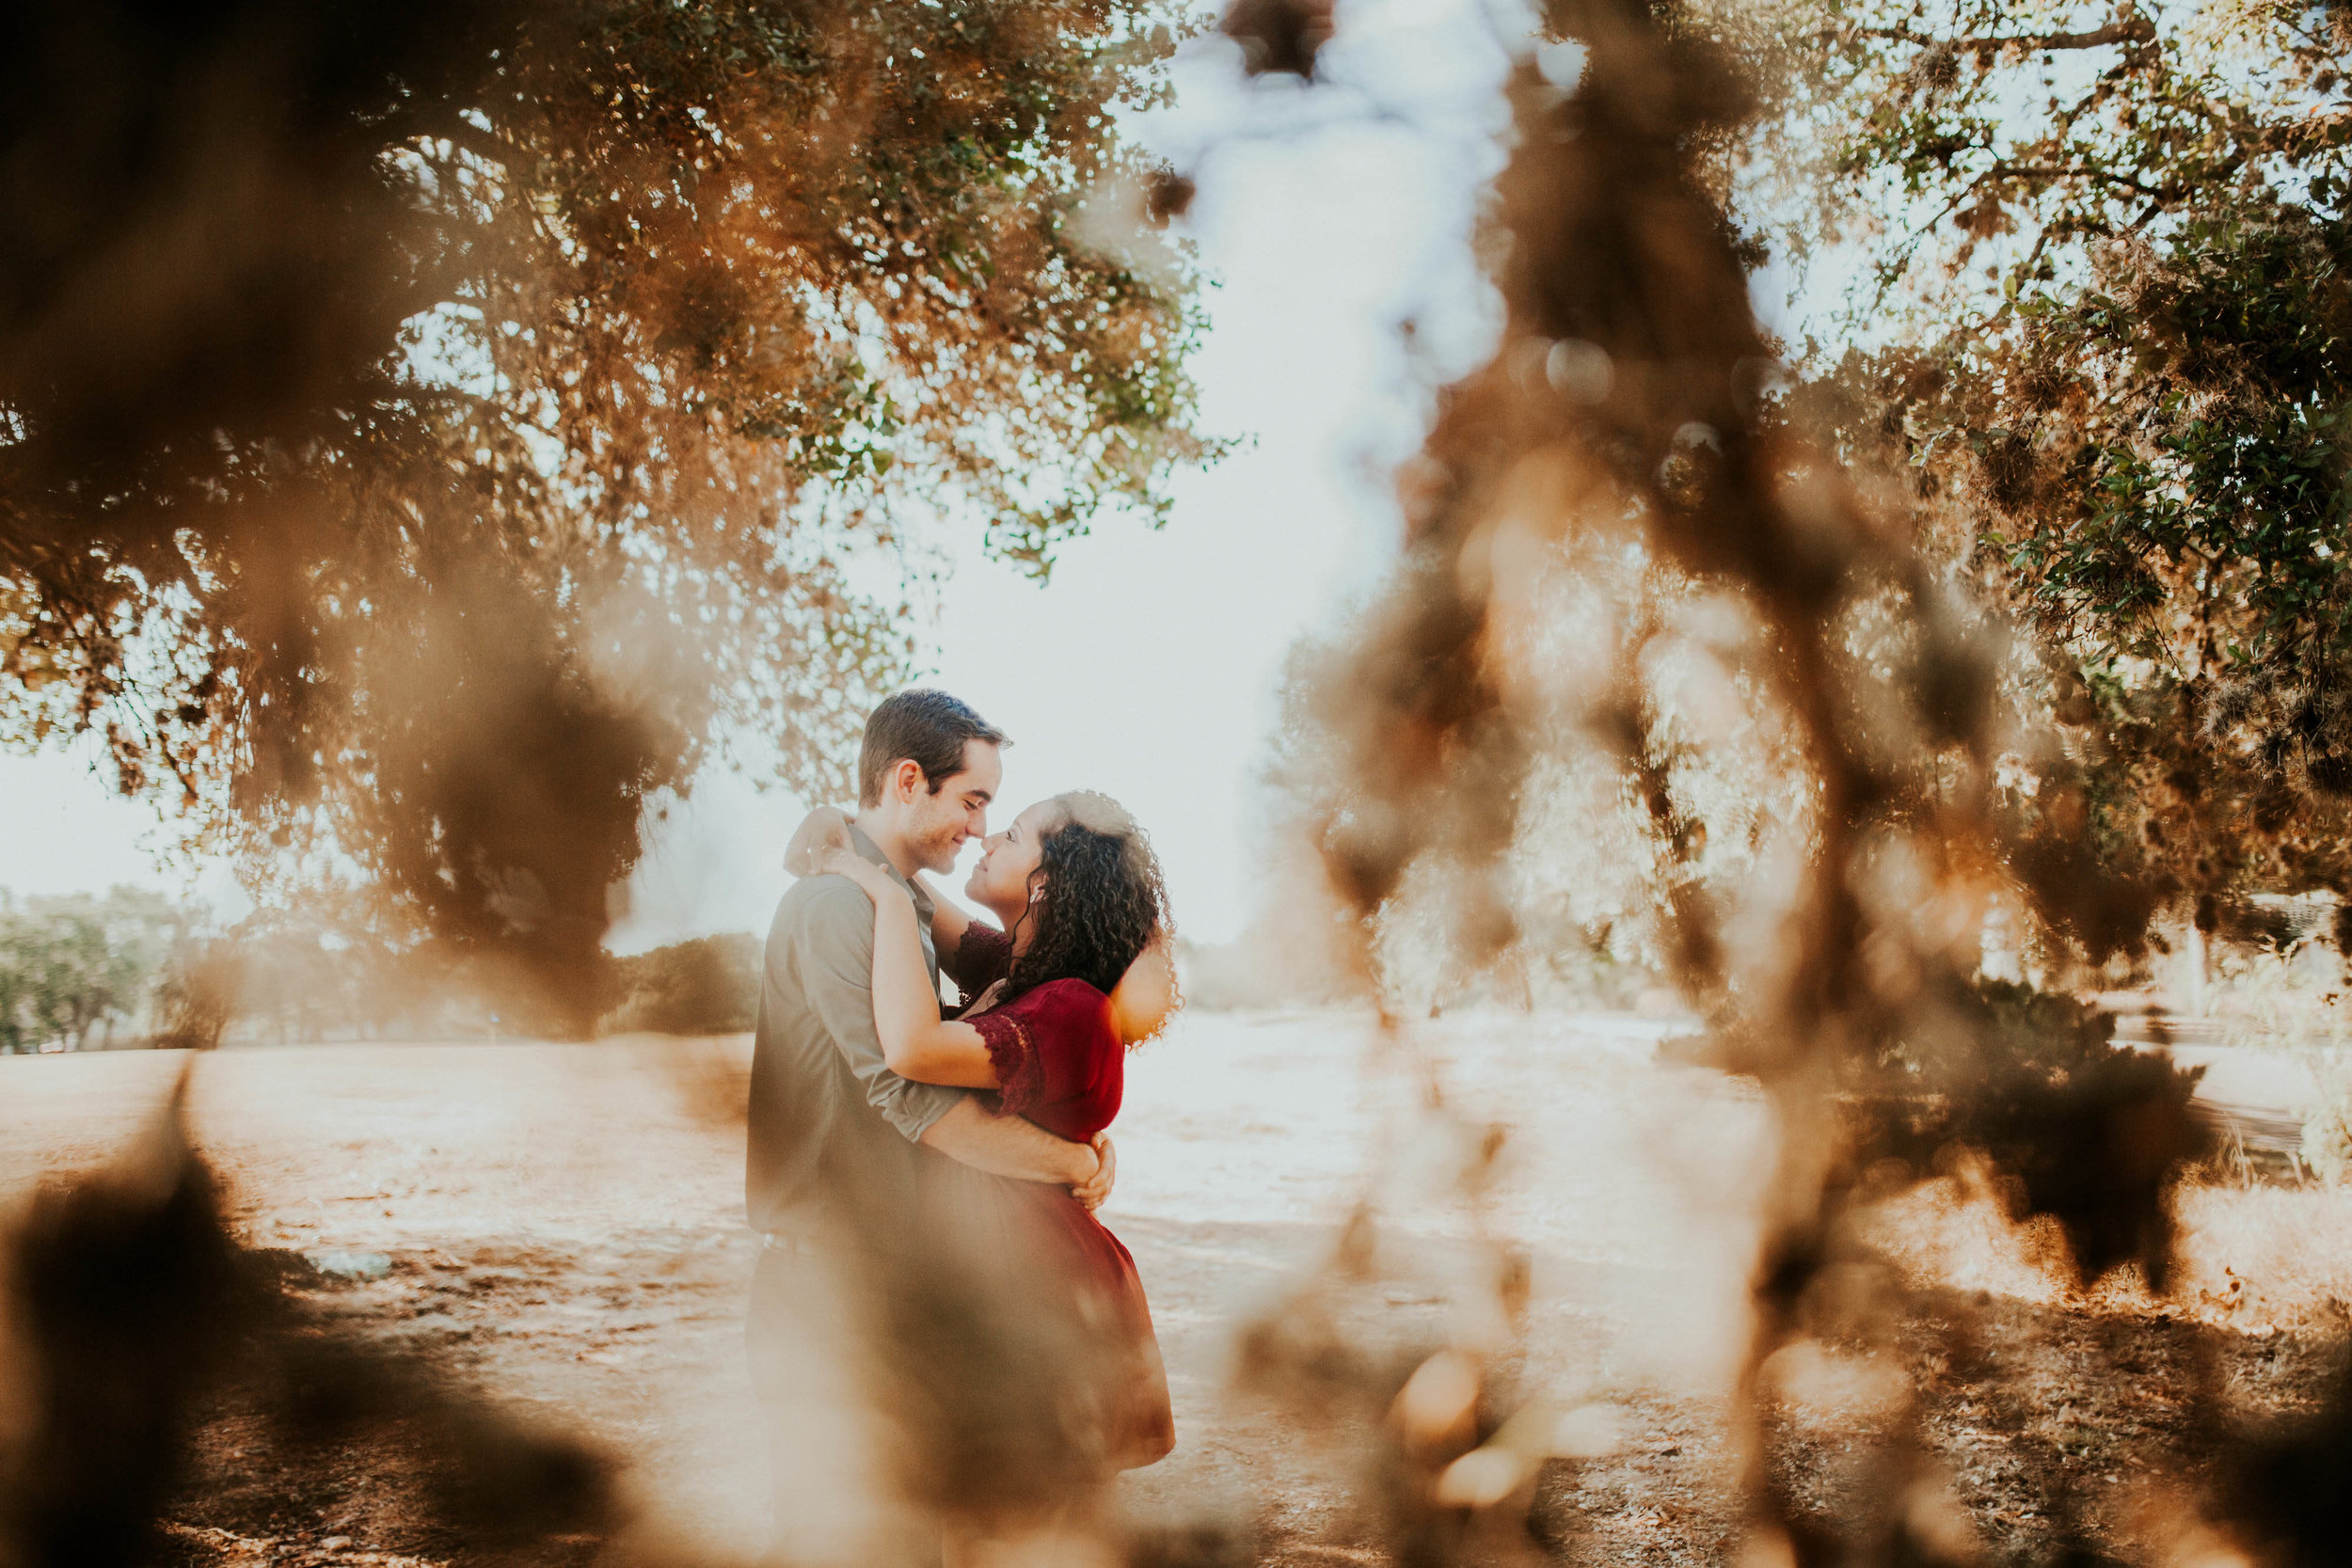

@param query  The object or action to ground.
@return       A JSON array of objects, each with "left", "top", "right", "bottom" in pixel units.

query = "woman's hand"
[
  {"left": 783, "top": 806, "right": 905, "bottom": 904},
  {"left": 815, "top": 847, "right": 902, "bottom": 905},
  {"left": 783, "top": 805, "right": 855, "bottom": 879}
]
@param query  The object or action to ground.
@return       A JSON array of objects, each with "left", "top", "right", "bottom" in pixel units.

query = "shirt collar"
[{"left": 848, "top": 821, "right": 934, "bottom": 920}]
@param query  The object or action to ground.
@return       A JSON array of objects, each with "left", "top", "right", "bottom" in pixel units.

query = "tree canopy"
[
  {"left": 1743, "top": 0, "right": 2352, "bottom": 954},
  {"left": 0, "top": 0, "right": 1214, "bottom": 1023}
]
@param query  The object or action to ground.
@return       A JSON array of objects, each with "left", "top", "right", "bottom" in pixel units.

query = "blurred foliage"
[
  {"left": 0, "top": 1101, "right": 614, "bottom": 1568},
  {"left": 1849, "top": 976, "right": 2207, "bottom": 1286},
  {"left": 1255, "top": 0, "right": 2256, "bottom": 1553},
  {"left": 0, "top": 887, "right": 191, "bottom": 1052},
  {"left": 1749, "top": 0, "right": 2352, "bottom": 928},
  {"left": 0, "top": 0, "right": 1217, "bottom": 1024},
  {"left": 2304, "top": 1056, "right": 2352, "bottom": 1180}
]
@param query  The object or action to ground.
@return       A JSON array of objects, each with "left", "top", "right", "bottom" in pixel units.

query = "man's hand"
[{"left": 1071, "top": 1132, "right": 1116, "bottom": 1211}]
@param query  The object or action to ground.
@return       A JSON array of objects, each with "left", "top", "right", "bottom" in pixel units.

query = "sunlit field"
[{"left": 8, "top": 1012, "right": 2342, "bottom": 1568}]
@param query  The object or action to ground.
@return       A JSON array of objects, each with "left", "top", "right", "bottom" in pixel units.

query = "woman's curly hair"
[{"left": 1006, "top": 791, "right": 1173, "bottom": 1006}]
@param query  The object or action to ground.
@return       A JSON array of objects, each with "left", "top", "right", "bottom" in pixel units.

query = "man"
[{"left": 744, "top": 689, "right": 1108, "bottom": 1563}]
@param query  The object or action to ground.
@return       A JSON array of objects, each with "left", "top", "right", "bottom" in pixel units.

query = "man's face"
[{"left": 903, "top": 739, "right": 1002, "bottom": 874}]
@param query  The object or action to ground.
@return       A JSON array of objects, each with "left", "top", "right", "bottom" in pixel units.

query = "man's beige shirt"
[{"left": 743, "top": 823, "right": 962, "bottom": 1235}]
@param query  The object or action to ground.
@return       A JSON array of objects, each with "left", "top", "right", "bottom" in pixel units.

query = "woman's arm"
[
  {"left": 867, "top": 883, "right": 1000, "bottom": 1087},
  {"left": 1108, "top": 936, "right": 1180, "bottom": 1044},
  {"left": 782, "top": 805, "right": 977, "bottom": 963},
  {"left": 819, "top": 852, "right": 1001, "bottom": 1088}
]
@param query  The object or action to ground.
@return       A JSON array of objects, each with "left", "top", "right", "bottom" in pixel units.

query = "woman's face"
[{"left": 963, "top": 800, "right": 1056, "bottom": 915}]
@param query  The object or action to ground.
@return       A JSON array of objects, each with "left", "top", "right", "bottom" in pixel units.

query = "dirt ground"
[{"left": 3, "top": 1010, "right": 2346, "bottom": 1566}]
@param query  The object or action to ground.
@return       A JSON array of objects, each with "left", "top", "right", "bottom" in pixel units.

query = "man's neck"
[{"left": 852, "top": 816, "right": 925, "bottom": 881}]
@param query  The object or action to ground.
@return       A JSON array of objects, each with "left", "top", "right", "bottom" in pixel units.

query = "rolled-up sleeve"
[{"left": 795, "top": 879, "right": 964, "bottom": 1142}]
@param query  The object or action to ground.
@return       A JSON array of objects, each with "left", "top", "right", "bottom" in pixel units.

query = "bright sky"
[{"left": 0, "top": 2, "right": 1515, "bottom": 948}]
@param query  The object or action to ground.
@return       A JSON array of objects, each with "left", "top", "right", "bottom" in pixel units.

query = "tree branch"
[
  {"left": 1983, "top": 16, "right": 2158, "bottom": 52},
  {"left": 1838, "top": 15, "right": 2157, "bottom": 54},
  {"left": 1979, "top": 161, "right": 2169, "bottom": 200},
  {"left": 376, "top": 103, "right": 513, "bottom": 172}
]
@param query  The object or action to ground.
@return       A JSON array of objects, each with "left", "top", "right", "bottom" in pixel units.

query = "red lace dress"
[{"left": 946, "top": 925, "right": 1175, "bottom": 1471}]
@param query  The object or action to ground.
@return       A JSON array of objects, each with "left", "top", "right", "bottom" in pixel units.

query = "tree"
[
  {"left": 0, "top": 0, "right": 1215, "bottom": 1025},
  {"left": 1747, "top": 0, "right": 2352, "bottom": 943},
  {"left": 600, "top": 933, "right": 761, "bottom": 1034},
  {"left": 0, "top": 888, "right": 187, "bottom": 1051}
]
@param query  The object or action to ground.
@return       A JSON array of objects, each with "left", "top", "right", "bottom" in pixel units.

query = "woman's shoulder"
[
  {"left": 1020, "top": 975, "right": 1110, "bottom": 1004},
  {"left": 1009, "top": 975, "right": 1115, "bottom": 1025}
]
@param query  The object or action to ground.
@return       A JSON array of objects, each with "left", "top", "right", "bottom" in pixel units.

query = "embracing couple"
[{"left": 744, "top": 689, "right": 1176, "bottom": 1567}]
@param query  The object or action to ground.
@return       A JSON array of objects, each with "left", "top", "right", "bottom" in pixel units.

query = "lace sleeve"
[
  {"left": 967, "top": 1008, "right": 1044, "bottom": 1116},
  {"left": 945, "top": 923, "right": 1014, "bottom": 1004}
]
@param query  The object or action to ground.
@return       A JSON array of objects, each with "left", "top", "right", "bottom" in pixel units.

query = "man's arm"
[
  {"left": 921, "top": 1098, "right": 1093, "bottom": 1184},
  {"left": 923, "top": 1102, "right": 1117, "bottom": 1209}
]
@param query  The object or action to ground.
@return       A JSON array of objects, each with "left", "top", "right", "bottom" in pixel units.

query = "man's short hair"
[{"left": 858, "top": 689, "right": 1009, "bottom": 808}]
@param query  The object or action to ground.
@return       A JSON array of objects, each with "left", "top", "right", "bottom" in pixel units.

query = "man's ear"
[{"left": 889, "top": 757, "right": 925, "bottom": 802}]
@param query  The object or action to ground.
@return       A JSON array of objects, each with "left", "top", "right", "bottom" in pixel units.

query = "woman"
[{"left": 784, "top": 790, "right": 1179, "bottom": 1500}]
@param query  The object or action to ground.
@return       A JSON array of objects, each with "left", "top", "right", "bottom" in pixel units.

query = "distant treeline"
[
  {"left": 0, "top": 887, "right": 760, "bottom": 1053},
  {"left": 0, "top": 888, "right": 196, "bottom": 1052}
]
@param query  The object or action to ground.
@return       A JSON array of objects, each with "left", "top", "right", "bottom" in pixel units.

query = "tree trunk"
[{"left": 2186, "top": 923, "right": 2209, "bottom": 1018}]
